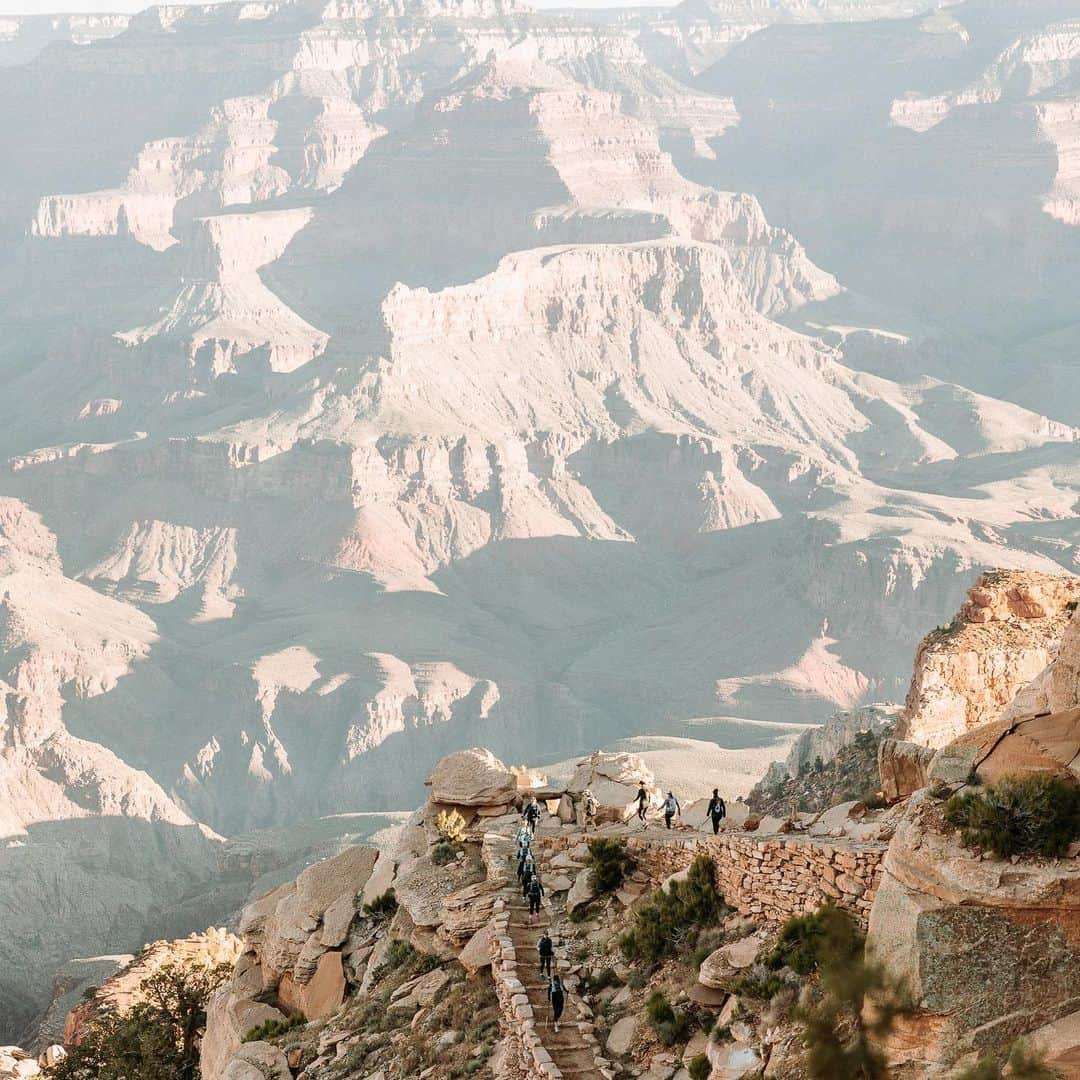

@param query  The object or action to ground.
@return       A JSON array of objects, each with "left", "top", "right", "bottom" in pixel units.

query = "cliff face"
[
  {"left": 896, "top": 571, "right": 1080, "bottom": 749},
  {"left": 1, "top": 0, "right": 1079, "bottom": 1041}
]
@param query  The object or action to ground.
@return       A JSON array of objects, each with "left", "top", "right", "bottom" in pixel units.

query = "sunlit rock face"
[{"left": 0, "top": 0, "right": 1077, "bottom": 1039}]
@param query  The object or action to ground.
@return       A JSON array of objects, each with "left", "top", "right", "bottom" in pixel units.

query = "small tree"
[
  {"left": 53, "top": 962, "right": 231, "bottom": 1080},
  {"left": 620, "top": 856, "right": 726, "bottom": 965},
  {"left": 794, "top": 908, "right": 910, "bottom": 1080},
  {"left": 587, "top": 838, "right": 635, "bottom": 893}
]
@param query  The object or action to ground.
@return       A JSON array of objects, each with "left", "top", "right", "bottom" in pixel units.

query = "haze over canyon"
[{"left": 0, "top": 0, "right": 1077, "bottom": 1041}]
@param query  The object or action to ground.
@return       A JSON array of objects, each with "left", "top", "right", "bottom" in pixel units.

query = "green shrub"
[
  {"left": 363, "top": 888, "right": 399, "bottom": 918},
  {"left": 432, "top": 840, "right": 459, "bottom": 866},
  {"left": 765, "top": 904, "right": 860, "bottom": 977},
  {"left": 620, "top": 856, "right": 726, "bottom": 965},
  {"left": 944, "top": 774, "right": 1080, "bottom": 858},
  {"left": 243, "top": 1013, "right": 308, "bottom": 1043},
  {"left": 688, "top": 1053, "right": 711, "bottom": 1080},
  {"left": 587, "top": 838, "right": 636, "bottom": 893},
  {"left": 860, "top": 791, "right": 889, "bottom": 811},
  {"left": 645, "top": 992, "right": 691, "bottom": 1047},
  {"left": 730, "top": 964, "right": 797, "bottom": 1001}
]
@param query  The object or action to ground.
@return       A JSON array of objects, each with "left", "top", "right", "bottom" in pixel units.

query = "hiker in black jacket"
[
  {"left": 538, "top": 928, "right": 554, "bottom": 976},
  {"left": 523, "top": 797, "right": 542, "bottom": 835},
  {"left": 548, "top": 974, "right": 567, "bottom": 1032},
  {"left": 635, "top": 783, "right": 649, "bottom": 828},
  {"left": 707, "top": 788, "right": 727, "bottom": 835},
  {"left": 527, "top": 875, "right": 545, "bottom": 920}
]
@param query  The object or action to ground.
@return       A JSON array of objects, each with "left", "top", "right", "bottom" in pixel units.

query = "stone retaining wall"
[{"left": 540, "top": 831, "right": 886, "bottom": 926}]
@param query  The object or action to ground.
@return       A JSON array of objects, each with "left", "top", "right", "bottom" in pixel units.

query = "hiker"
[
  {"left": 582, "top": 789, "right": 597, "bottom": 831},
  {"left": 635, "top": 782, "right": 649, "bottom": 828},
  {"left": 663, "top": 790, "right": 681, "bottom": 830},
  {"left": 516, "top": 823, "right": 532, "bottom": 850},
  {"left": 521, "top": 853, "right": 536, "bottom": 899},
  {"left": 516, "top": 843, "right": 531, "bottom": 884},
  {"left": 538, "top": 928, "right": 554, "bottom": 977},
  {"left": 524, "top": 796, "right": 542, "bottom": 835},
  {"left": 527, "top": 874, "right": 545, "bottom": 920},
  {"left": 706, "top": 788, "right": 727, "bottom": 835},
  {"left": 548, "top": 974, "right": 567, "bottom": 1033}
]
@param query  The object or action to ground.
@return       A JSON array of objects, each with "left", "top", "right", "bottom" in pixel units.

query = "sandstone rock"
[
  {"left": 567, "top": 752, "right": 658, "bottom": 823},
  {"left": 566, "top": 870, "right": 598, "bottom": 914},
  {"left": 897, "top": 572, "right": 1080, "bottom": 749},
  {"left": 223, "top": 1042, "right": 291, "bottom": 1080},
  {"left": 606, "top": 1016, "right": 636, "bottom": 1057},
  {"left": 459, "top": 924, "right": 493, "bottom": 973},
  {"left": 878, "top": 739, "right": 935, "bottom": 802},
  {"left": 1024, "top": 1006, "right": 1080, "bottom": 1077},
  {"left": 426, "top": 749, "right": 517, "bottom": 807},
  {"left": 868, "top": 789, "right": 1080, "bottom": 1069},
  {"left": 202, "top": 988, "right": 287, "bottom": 1080}
]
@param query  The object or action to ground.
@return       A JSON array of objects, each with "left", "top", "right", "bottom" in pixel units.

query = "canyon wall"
[{"left": 0, "top": 0, "right": 1078, "bottom": 1037}]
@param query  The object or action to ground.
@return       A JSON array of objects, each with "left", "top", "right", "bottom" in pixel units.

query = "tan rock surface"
[
  {"left": 897, "top": 572, "right": 1079, "bottom": 749},
  {"left": 426, "top": 749, "right": 517, "bottom": 807}
]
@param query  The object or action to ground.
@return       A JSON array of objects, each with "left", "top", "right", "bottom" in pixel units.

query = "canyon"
[{"left": 0, "top": 0, "right": 1077, "bottom": 1041}]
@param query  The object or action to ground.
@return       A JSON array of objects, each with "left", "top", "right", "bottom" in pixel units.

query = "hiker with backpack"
[
  {"left": 538, "top": 928, "right": 554, "bottom": 976},
  {"left": 527, "top": 874, "right": 545, "bottom": 920},
  {"left": 516, "top": 841, "right": 531, "bottom": 885},
  {"left": 521, "top": 851, "right": 537, "bottom": 899},
  {"left": 663, "top": 791, "right": 681, "bottom": 830},
  {"left": 582, "top": 789, "right": 597, "bottom": 831},
  {"left": 706, "top": 788, "right": 727, "bottom": 835},
  {"left": 548, "top": 973, "right": 567, "bottom": 1033},
  {"left": 523, "top": 796, "right": 542, "bottom": 835}
]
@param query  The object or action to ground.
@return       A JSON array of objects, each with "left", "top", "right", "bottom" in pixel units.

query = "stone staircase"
[{"left": 486, "top": 834, "right": 612, "bottom": 1080}]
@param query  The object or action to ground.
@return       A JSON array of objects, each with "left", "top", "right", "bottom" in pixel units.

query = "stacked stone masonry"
[{"left": 539, "top": 832, "right": 886, "bottom": 926}]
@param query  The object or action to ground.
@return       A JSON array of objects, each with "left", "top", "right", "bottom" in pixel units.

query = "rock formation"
[
  {"left": 897, "top": 571, "right": 1080, "bottom": 749},
  {"left": 64, "top": 930, "right": 242, "bottom": 1046},
  {"left": 868, "top": 785, "right": 1080, "bottom": 1071}
]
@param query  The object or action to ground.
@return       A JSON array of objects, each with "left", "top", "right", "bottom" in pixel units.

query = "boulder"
[
  {"left": 698, "top": 948, "right": 730, "bottom": 990},
  {"left": 37, "top": 1047, "right": 65, "bottom": 1070},
  {"left": 567, "top": 751, "right": 658, "bottom": 823},
  {"left": 426, "top": 748, "right": 517, "bottom": 807},
  {"left": 706, "top": 1040, "right": 760, "bottom": 1080},
  {"left": 607, "top": 1016, "right": 636, "bottom": 1057},
  {"left": 459, "top": 923, "right": 494, "bottom": 973},
  {"left": 222, "top": 1042, "right": 291, "bottom": 1080},
  {"left": 202, "top": 987, "right": 286, "bottom": 1080},
  {"left": 878, "top": 739, "right": 935, "bottom": 802},
  {"left": 566, "top": 869, "right": 597, "bottom": 914}
]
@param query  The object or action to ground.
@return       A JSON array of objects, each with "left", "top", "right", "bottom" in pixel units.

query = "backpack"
[{"left": 584, "top": 793, "right": 597, "bottom": 816}]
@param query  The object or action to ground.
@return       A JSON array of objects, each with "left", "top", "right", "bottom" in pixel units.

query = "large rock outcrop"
[
  {"left": 896, "top": 572, "right": 1080, "bottom": 749},
  {"left": 566, "top": 751, "right": 659, "bottom": 823},
  {"left": 202, "top": 845, "right": 382, "bottom": 1079},
  {"left": 425, "top": 748, "right": 517, "bottom": 808},
  {"left": 868, "top": 788, "right": 1080, "bottom": 1069}
]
